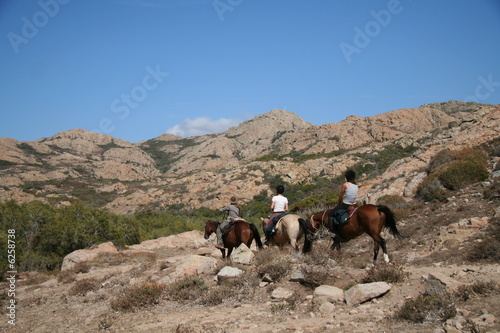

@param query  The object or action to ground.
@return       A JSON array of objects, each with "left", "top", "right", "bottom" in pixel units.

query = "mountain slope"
[{"left": 0, "top": 102, "right": 498, "bottom": 214}]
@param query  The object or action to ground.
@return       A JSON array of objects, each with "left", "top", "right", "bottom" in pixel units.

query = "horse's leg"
[
  {"left": 220, "top": 248, "right": 226, "bottom": 259},
  {"left": 226, "top": 247, "right": 233, "bottom": 258},
  {"left": 372, "top": 235, "right": 388, "bottom": 265},
  {"left": 330, "top": 237, "right": 341, "bottom": 251},
  {"left": 290, "top": 238, "right": 299, "bottom": 252}
]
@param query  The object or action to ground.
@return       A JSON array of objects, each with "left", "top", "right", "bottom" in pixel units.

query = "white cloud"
[{"left": 165, "top": 117, "right": 243, "bottom": 137}]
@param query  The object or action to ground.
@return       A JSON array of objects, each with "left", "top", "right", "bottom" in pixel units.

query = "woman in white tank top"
[{"left": 329, "top": 170, "right": 358, "bottom": 227}]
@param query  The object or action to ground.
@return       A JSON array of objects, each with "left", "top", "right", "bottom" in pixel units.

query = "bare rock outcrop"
[
  {"left": 1, "top": 102, "right": 498, "bottom": 213},
  {"left": 61, "top": 242, "right": 118, "bottom": 271}
]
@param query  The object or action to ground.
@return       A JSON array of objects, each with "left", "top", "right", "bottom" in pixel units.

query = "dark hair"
[
  {"left": 276, "top": 185, "right": 285, "bottom": 194},
  {"left": 345, "top": 170, "right": 356, "bottom": 182}
]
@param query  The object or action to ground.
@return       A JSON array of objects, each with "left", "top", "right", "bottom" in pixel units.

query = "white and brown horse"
[{"left": 261, "top": 214, "right": 312, "bottom": 254}]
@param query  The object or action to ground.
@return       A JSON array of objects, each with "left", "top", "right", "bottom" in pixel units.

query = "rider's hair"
[
  {"left": 345, "top": 170, "right": 356, "bottom": 183},
  {"left": 276, "top": 185, "right": 285, "bottom": 194}
]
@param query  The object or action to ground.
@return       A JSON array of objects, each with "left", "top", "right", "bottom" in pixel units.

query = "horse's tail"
[
  {"left": 377, "top": 205, "right": 402, "bottom": 238},
  {"left": 298, "top": 217, "right": 313, "bottom": 253},
  {"left": 249, "top": 223, "right": 263, "bottom": 250}
]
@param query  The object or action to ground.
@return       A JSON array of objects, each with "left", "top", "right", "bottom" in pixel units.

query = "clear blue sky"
[{"left": 1, "top": 0, "right": 499, "bottom": 143}]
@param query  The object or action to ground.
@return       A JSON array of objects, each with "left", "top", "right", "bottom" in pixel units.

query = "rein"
[
  {"left": 347, "top": 207, "right": 359, "bottom": 219},
  {"left": 321, "top": 210, "right": 328, "bottom": 223}
]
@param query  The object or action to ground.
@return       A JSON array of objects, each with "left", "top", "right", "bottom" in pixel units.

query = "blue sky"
[{"left": 1, "top": 0, "right": 500, "bottom": 143}]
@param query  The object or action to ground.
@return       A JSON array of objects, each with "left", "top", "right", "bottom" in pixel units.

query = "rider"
[
  {"left": 264, "top": 185, "right": 288, "bottom": 245},
  {"left": 215, "top": 196, "right": 241, "bottom": 249},
  {"left": 328, "top": 170, "right": 359, "bottom": 231}
]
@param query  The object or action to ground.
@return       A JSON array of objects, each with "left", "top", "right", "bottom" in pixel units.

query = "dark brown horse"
[
  {"left": 204, "top": 220, "right": 263, "bottom": 258},
  {"left": 309, "top": 205, "right": 401, "bottom": 264}
]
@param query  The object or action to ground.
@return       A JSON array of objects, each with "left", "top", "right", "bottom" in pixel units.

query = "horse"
[
  {"left": 309, "top": 204, "right": 401, "bottom": 265},
  {"left": 204, "top": 219, "right": 263, "bottom": 258},
  {"left": 261, "top": 214, "right": 312, "bottom": 254}
]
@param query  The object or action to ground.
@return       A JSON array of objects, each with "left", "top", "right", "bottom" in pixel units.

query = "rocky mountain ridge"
[{"left": 0, "top": 101, "right": 498, "bottom": 214}]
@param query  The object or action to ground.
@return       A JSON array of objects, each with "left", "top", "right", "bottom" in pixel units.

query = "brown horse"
[
  {"left": 204, "top": 220, "right": 263, "bottom": 258},
  {"left": 309, "top": 205, "right": 401, "bottom": 264}
]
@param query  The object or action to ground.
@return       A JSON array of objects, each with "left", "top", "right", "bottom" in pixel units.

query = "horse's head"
[
  {"left": 308, "top": 214, "right": 321, "bottom": 232},
  {"left": 204, "top": 220, "right": 218, "bottom": 239},
  {"left": 260, "top": 217, "right": 269, "bottom": 229}
]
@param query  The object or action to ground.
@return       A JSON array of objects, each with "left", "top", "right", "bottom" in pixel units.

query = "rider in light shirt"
[{"left": 264, "top": 185, "right": 288, "bottom": 245}]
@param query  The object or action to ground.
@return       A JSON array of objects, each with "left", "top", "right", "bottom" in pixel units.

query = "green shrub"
[
  {"left": 417, "top": 148, "right": 489, "bottom": 202},
  {"left": 416, "top": 175, "right": 449, "bottom": 202},
  {"left": 438, "top": 160, "right": 488, "bottom": 190}
]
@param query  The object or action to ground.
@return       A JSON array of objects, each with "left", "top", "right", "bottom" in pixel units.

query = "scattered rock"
[
  {"left": 425, "top": 272, "right": 465, "bottom": 296},
  {"left": 230, "top": 243, "right": 254, "bottom": 265},
  {"left": 271, "top": 287, "right": 294, "bottom": 300},
  {"left": 344, "top": 282, "right": 391, "bottom": 306},
  {"left": 217, "top": 266, "right": 244, "bottom": 283},
  {"left": 313, "top": 285, "right": 345, "bottom": 305}
]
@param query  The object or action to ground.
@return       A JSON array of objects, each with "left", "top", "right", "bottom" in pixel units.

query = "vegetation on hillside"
[
  {"left": 417, "top": 148, "right": 489, "bottom": 202},
  {"left": 1, "top": 135, "right": 497, "bottom": 277}
]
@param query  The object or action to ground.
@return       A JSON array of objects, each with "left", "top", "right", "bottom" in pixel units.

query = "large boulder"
[
  {"left": 344, "top": 282, "right": 391, "bottom": 306},
  {"left": 230, "top": 243, "right": 254, "bottom": 264},
  {"left": 163, "top": 255, "right": 218, "bottom": 283},
  {"left": 313, "top": 285, "right": 345, "bottom": 305},
  {"left": 61, "top": 242, "right": 118, "bottom": 271},
  {"left": 126, "top": 231, "right": 208, "bottom": 251}
]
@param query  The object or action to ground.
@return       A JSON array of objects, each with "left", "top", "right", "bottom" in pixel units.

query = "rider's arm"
[{"left": 338, "top": 182, "right": 348, "bottom": 205}]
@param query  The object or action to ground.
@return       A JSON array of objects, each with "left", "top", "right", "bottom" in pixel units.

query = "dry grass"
[
  {"left": 164, "top": 276, "right": 207, "bottom": 303},
  {"left": 110, "top": 282, "right": 165, "bottom": 311},
  {"left": 398, "top": 293, "right": 456, "bottom": 323},
  {"left": 467, "top": 217, "right": 500, "bottom": 263},
  {"left": 19, "top": 271, "right": 56, "bottom": 286},
  {"left": 57, "top": 262, "right": 91, "bottom": 284},
  {"left": 91, "top": 251, "right": 157, "bottom": 268},
  {"left": 68, "top": 278, "right": 101, "bottom": 296},
  {"left": 254, "top": 247, "right": 294, "bottom": 282},
  {"left": 454, "top": 280, "right": 499, "bottom": 302},
  {"left": 270, "top": 291, "right": 301, "bottom": 314},
  {"left": 362, "top": 263, "right": 408, "bottom": 284}
]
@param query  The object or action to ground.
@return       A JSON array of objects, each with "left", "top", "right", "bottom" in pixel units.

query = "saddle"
[
  {"left": 332, "top": 204, "right": 358, "bottom": 226},
  {"left": 221, "top": 219, "right": 247, "bottom": 237},
  {"left": 265, "top": 213, "right": 291, "bottom": 236}
]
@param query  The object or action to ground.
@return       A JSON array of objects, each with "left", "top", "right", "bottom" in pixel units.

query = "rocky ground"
[{"left": 1, "top": 183, "right": 499, "bottom": 333}]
